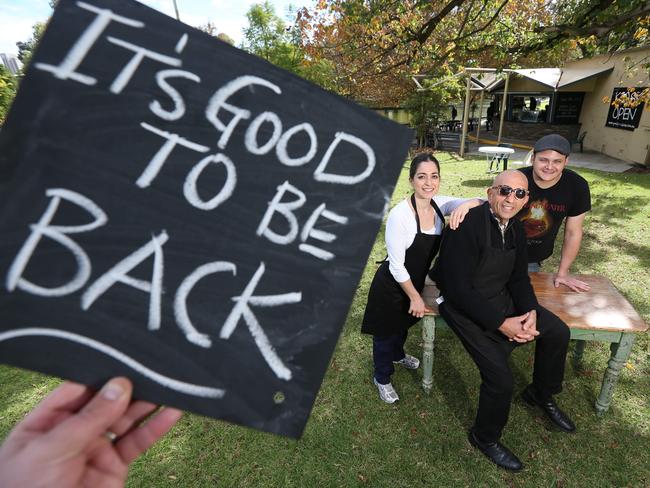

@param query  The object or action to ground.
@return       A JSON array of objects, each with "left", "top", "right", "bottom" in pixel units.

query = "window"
[{"left": 509, "top": 95, "right": 550, "bottom": 123}]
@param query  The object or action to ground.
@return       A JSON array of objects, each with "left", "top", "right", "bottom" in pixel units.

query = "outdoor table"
[
  {"left": 478, "top": 146, "right": 515, "bottom": 172},
  {"left": 420, "top": 272, "right": 648, "bottom": 414},
  {"left": 443, "top": 120, "right": 461, "bottom": 132}
]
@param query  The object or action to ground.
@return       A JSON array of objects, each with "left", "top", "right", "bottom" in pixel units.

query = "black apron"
[
  {"left": 441, "top": 205, "right": 517, "bottom": 339},
  {"left": 361, "top": 195, "right": 444, "bottom": 336}
]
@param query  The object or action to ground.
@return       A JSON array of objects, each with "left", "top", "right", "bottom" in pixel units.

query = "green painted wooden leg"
[
  {"left": 573, "top": 339, "right": 586, "bottom": 370},
  {"left": 421, "top": 316, "right": 435, "bottom": 394},
  {"left": 595, "top": 333, "right": 636, "bottom": 415}
]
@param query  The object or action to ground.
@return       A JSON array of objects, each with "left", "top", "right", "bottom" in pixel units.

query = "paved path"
[{"left": 466, "top": 145, "right": 635, "bottom": 173}]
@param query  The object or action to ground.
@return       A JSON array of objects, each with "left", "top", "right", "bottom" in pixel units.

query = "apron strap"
[
  {"left": 431, "top": 199, "right": 445, "bottom": 227},
  {"left": 377, "top": 195, "right": 446, "bottom": 265},
  {"left": 484, "top": 205, "right": 493, "bottom": 247},
  {"left": 411, "top": 193, "right": 446, "bottom": 234},
  {"left": 410, "top": 194, "right": 422, "bottom": 234}
]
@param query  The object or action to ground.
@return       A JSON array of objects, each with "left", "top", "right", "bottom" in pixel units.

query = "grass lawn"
[{"left": 1, "top": 153, "right": 648, "bottom": 487}]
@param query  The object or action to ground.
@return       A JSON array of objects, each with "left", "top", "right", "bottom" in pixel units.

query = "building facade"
[
  {"left": 0, "top": 53, "right": 21, "bottom": 76},
  {"left": 488, "top": 47, "right": 649, "bottom": 165}
]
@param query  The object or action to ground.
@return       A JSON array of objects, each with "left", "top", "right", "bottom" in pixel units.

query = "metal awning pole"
[
  {"left": 497, "top": 73, "right": 509, "bottom": 145},
  {"left": 460, "top": 74, "right": 472, "bottom": 157},
  {"left": 172, "top": 0, "right": 181, "bottom": 20},
  {"left": 476, "top": 88, "right": 485, "bottom": 143}
]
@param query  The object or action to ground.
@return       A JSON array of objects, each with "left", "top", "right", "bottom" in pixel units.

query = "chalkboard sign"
[
  {"left": 0, "top": 0, "right": 411, "bottom": 438},
  {"left": 605, "top": 87, "right": 647, "bottom": 131},
  {"left": 552, "top": 92, "right": 584, "bottom": 124}
]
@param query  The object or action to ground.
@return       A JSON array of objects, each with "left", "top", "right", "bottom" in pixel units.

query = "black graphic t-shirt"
[{"left": 516, "top": 166, "right": 591, "bottom": 263}]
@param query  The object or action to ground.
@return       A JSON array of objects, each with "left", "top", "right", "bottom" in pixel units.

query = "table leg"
[
  {"left": 595, "top": 333, "right": 636, "bottom": 415},
  {"left": 573, "top": 339, "right": 586, "bottom": 370},
  {"left": 421, "top": 316, "right": 435, "bottom": 394}
]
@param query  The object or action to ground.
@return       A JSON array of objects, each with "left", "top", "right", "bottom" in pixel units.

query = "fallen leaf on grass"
[
  {"left": 358, "top": 473, "right": 368, "bottom": 483},
  {"left": 577, "top": 369, "right": 595, "bottom": 377}
]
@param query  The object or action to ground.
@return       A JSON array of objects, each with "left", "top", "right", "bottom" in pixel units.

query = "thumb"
[{"left": 45, "top": 377, "right": 132, "bottom": 453}]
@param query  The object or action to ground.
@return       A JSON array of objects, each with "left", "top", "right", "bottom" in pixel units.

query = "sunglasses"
[{"left": 491, "top": 185, "right": 529, "bottom": 199}]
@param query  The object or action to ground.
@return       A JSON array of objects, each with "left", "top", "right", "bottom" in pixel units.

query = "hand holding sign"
[
  {"left": 0, "top": 0, "right": 412, "bottom": 437},
  {"left": 0, "top": 377, "right": 181, "bottom": 487}
]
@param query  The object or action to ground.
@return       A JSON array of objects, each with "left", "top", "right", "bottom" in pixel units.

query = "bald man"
[{"left": 429, "top": 170, "right": 575, "bottom": 472}]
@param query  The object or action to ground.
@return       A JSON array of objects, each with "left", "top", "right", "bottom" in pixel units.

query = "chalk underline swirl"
[{"left": 0, "top": 328, "right": 225, "bottom": 399}]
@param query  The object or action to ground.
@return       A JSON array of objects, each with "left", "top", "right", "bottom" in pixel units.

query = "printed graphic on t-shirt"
[{"left": 519, "top": 198, "right": 566, "bottom": 239}]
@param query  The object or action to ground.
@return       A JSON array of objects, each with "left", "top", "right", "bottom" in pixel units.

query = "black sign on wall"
[
  {"left": 605, "top": 87, "right": 648, "bottom": 131},
  {"left": 0, "top": 0, "right": 411, "bottom": 438},
  {"left": 552, "top": 92, "right": 584, "bottom": 124}
]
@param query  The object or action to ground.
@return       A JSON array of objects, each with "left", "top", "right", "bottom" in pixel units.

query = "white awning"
[
  {"left": 557, "top": 66, "right": 614, "bottom": 88},
  {"left": 488, "top": 66, "right": 613, "bottom": 92},
  {"left": 513, "top": 68, "right": 562, "bottom": 88}
]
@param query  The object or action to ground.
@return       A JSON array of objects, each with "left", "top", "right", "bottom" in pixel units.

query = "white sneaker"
[
  {"left": 373, "top": 378, "right": 399, "bottom": 404},
  {"left": 393, "top": 354, "right": 420, "bottom": 370}
]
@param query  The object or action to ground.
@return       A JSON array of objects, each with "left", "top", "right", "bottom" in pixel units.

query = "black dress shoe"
[
  {"left": 468, "top": 430, "right": 523, "bottom": 472},
  {"left": 522, "top": 385, "right": 576, "bottom": 433}
]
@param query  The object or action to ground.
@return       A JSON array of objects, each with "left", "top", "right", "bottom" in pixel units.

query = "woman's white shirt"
[{"left": 386, "top": 196, "right": 468, "bottom": 283}]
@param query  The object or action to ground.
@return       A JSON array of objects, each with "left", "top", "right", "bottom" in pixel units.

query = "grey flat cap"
[{"left": 533, "top": 134, "right": 571, "bottom": 156}]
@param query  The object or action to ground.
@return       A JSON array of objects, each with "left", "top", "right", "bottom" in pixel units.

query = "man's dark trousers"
[{"left": 440, "top": 302, "right": 570, "bottom": 443}]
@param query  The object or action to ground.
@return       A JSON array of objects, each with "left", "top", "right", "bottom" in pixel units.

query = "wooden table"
[{"left": 420, "top": 272, "right": 648, "bottom": 414}]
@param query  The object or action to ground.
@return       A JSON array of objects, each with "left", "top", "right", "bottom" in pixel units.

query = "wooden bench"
[
  {"left": 434, "top": 132, "right": 469, "bottom": 153},
  {"left": 420, "top": 272, "right": 648, "bottom": 414}
]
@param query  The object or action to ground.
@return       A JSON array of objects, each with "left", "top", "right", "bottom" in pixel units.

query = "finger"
[
  {"left": 518, "top": 312, "right": 530, "bottom": 326},
  {"left": 515, "top": 333, "right": 536, "bottom": 341},
  {"left": 109, "top": 401, "right": 159, "bottom": 438},
  {"left": 566, "top": 280, "right": 586, "bottom": 292},
  {"left": 573, "top": 281, "right": 591, "bottom": 292},
  {"left": 116, "top": 407, "right": 182, "bottom": 464},
  {"left": 45, "top": 378, "right": 132, "bottom": 453},
  {"left": 17, "top": 381, "right": 94, "bottom": 434}
]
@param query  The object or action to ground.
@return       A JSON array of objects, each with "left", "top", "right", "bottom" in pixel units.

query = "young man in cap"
[{"left": 516, "top": 134, "right": 591, "bottom": 291}]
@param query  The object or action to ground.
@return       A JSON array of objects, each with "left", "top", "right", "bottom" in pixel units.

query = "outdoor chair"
[
  {"left": 488, "top": 143, "right": 513, "bottom": 172},
  {"left": 571, "top": 131, "right": 587, "bottom": 152}
]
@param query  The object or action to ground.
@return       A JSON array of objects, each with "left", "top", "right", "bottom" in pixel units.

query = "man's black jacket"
[{"left": 430, "top": 202, "right": 539, "bottom": 331}]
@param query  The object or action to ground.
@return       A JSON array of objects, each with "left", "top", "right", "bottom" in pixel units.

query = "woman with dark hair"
[{"left": 362, "top": 153, "right": 480, "bottom": 403}]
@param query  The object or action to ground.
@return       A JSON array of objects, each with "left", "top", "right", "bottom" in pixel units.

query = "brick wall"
[{"left": 493, "top": 120, "right": 581, "bottom": 142}]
